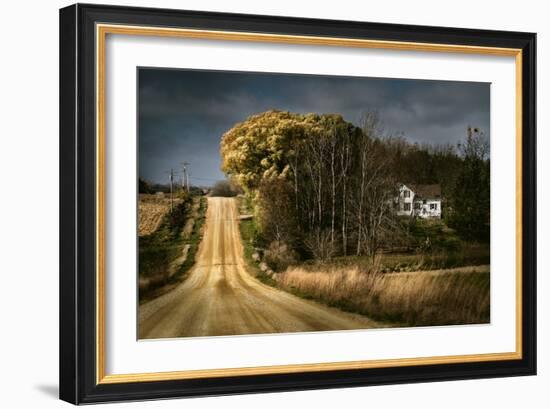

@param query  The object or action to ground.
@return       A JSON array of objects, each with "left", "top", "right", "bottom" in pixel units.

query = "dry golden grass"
[{"left": 277, "top": 265, "right": 490, "bottom": 327}]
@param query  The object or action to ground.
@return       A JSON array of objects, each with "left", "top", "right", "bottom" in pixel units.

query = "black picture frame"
[{"left": 59, "top": 3, "right": 536, "bottom": 404}]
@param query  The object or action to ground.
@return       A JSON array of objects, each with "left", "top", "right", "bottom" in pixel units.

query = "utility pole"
[
  {"left": 169, "top": 168, "right": 174, "bottom": 213},
  {"left": 181, "top": 161, "right": 190, "bottom": 192}
]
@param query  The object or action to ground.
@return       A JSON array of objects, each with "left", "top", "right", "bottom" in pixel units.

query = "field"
[
  {"left": 297, "top": 241, "right": 490, "bottom": 274},
  {"left": 277, "top": 266, "right": 490, "bottom": 327},
  {"left": 138, "top": 193, "right": 207, "bottom": 301},
  {"left": 138, "top": 194, "right": 182, "bottom": 237}
]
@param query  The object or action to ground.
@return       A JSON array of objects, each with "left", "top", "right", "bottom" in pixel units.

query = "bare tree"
[
  {"left": 303, "top": 129, "right": 329, "bottom": 229},
  {"left": 288, "top": 139, "right": 302, "bottom": 213},
  {"left": 328, "top": 126, "right": 338, "bottom": 247},
  {"left": 339, "top": 130, "right": 352, "bottom": 255},
  {"left": 351, "top": 112, "right": 400, "bottom": 258},
  {"left": 355, "top": 112, "right": 380, "bottom": 256},
  {"left": 304, "top": 228, "right": 336, "bottom": 261}
]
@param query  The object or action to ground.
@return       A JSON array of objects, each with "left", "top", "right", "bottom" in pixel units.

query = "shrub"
[
  {"left": 304, "top": 229, "right": 337, "bottom": 261},
  {"left": 210, "top": 180, "right": 241, "bottom": 197},
  {"left": 264, "top": 241, "right": 298, "bottom": 271}
]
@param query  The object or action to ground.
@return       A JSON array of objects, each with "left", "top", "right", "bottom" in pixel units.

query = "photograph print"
[{"left": 137, "top": 68, "right": 490, "bottom": 340}]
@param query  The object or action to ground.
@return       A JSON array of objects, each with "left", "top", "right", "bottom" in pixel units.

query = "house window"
[
  {"left": 423, "top": 199, "right": 427, "bottom": 204},
  {"left": 403, "top": 203, "right": 411, "bottom": 211},
  {"left": 403, "top": 190, "right": 410, "bottom": 198},
  {"left": 430, "top": 203, "right": 437, "bottom": 210},
  {"left": 414, "top": 202, "right": 421, "bottom": 209}
]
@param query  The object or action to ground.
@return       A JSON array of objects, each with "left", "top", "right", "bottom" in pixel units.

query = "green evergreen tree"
[{"left": 449, "top": 127, "right": 490, "bottom": 241}]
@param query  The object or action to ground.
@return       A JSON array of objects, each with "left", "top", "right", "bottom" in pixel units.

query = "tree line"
[{"left": 220, "top": 110, "right": 489, "bottom": 264}]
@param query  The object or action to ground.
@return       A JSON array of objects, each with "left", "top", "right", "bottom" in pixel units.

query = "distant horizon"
[{"left": 139, "top": 68, "right": 490, "bottom": 187}]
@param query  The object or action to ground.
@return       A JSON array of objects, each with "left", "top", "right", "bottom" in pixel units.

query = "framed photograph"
[{"left": 59, "top": 3, "right": 536, "bottom": 404}]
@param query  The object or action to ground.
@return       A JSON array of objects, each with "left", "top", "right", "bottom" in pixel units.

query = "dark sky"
[{"left": 138, "top": 68, "right": 490, "bottom": 186}]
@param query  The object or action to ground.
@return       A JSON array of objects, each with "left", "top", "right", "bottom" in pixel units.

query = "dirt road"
[{"left": 139, "top": 197, "right": 380, "bottom": 339}]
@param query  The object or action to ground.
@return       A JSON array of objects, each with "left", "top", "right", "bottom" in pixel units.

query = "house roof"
[{"left": 408, "top": 184, "right": 441, "bottom": 199}]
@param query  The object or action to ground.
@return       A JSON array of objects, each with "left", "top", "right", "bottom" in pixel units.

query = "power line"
[{"left": 189, "top": 176, "right": 222, "bottom": 182}]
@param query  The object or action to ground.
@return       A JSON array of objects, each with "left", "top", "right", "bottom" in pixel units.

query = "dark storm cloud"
[{"left": 138, "top": 68, "right": 489, "bottom": 186}]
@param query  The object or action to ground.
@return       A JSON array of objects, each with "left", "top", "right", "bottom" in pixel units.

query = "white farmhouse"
[{"left": 396, "top": 184, "right": 442, "bottom": 219}]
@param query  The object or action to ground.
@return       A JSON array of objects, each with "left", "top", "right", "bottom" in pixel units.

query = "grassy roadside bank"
[
  {"left": 239, "top": 217, "right": 278, "bottom": 287},
  {"left": 237, "top": 196, "right": 279, "bottom": 287},
  {"left": 172, "top": 196, "right": 207, "bottom": 279},
  {"left": 278, "top": 266, "right": 489, "bottom": 327},
  {"left": 139, "top": 196, "right": 207, "bottom": 302}
]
